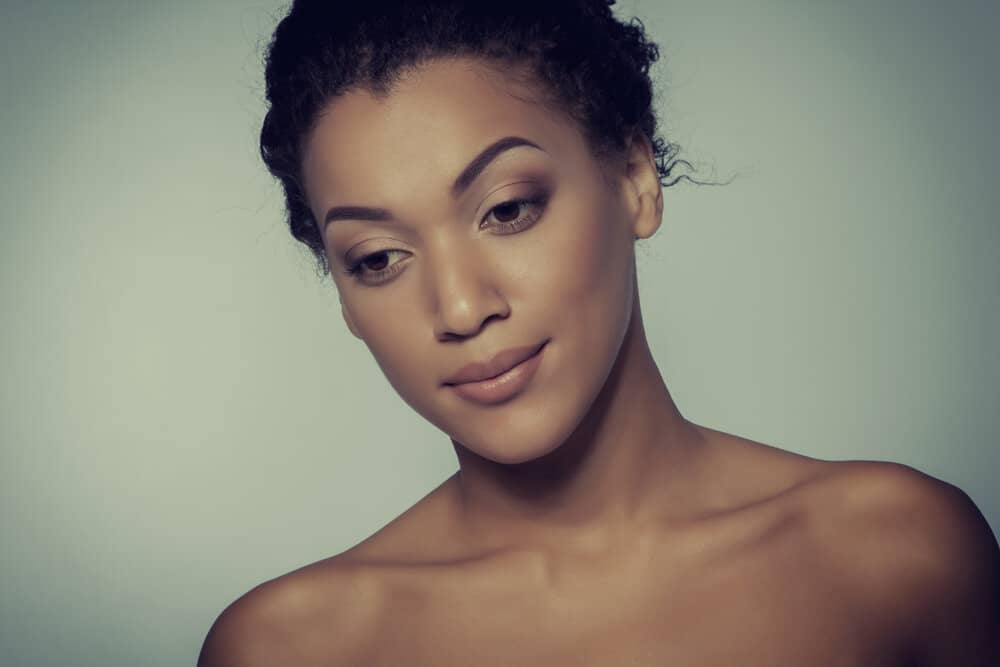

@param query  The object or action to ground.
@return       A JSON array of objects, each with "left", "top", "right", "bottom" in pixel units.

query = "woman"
[{"left": 199, "top": 1, "right": 1000, "bottom": 664}]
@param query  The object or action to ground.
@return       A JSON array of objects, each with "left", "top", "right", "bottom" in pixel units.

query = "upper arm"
[
  {"left": 888, "top": 467, "right": 1000, "bottom": 666},
  {"left": 818, "top": 462, "right": 1000, "bottom": 666},
  {"left": 197, "top": 567, "right": 377, "bottom": 667},
  {"left": 197, "top": 585, "right": 285, "bottom": 667}
]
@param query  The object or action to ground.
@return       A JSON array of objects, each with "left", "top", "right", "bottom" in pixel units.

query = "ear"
[
  {"left": 341, "top": 301, "right": 362, "bottom": 339},
  {"left": 619, "top": 129, "right": 664, "bottom": 240}
]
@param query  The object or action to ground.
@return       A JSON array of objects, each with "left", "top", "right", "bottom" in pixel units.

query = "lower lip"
[{"left": 447, "top": 343, "right": 546, "bottom": 405}]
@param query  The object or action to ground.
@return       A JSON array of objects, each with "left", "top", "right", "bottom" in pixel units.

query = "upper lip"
[{"left": 443, "top": 340, "right": 547, "bottom": 385}]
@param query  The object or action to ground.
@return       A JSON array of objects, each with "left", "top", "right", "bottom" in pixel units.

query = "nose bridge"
[{"left": 424, "top": 233, "right": 509, "bottom": 339}]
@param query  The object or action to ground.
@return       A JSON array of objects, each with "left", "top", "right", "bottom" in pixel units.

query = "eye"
[
  {"left": 480, "top": 195, "right": 548, "bottom": 235},
  {"left": 343, "top": 249, "right": 409, "bottom": 285},
  {"left": 342, "top": 194, "right": 549, "bottom": 286}
]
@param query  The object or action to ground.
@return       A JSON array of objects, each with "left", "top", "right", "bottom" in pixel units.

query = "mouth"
[
  {"left": 443, "top": 340, "right": 548, "bottom": 386},
  {"left": 444, "top": 340, "right": 548, "bottom": 405}
]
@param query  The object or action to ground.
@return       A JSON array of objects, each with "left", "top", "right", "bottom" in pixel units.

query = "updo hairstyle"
[{"left": 261, "top": 0, "right": 691, "bottom": 272}]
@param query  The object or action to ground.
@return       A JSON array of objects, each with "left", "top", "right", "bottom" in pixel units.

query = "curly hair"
[{"left": 260, "top": 0, "right": 693, "bottom": 273}]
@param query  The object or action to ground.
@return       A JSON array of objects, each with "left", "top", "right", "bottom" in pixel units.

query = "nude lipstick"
[{"left": 443, "top": 340, "right": 547, "bottom": 405}]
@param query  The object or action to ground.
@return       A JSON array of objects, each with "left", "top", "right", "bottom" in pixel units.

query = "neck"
[{"left": 450, "top": 283, "right": 708, "bottom": 558}]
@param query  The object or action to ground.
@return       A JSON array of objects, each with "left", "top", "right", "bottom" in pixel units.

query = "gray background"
[{"left": 1, "top": 1, "right": 997, "bottom": 665}]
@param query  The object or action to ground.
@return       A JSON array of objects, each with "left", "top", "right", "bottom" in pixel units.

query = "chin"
[
  {"left": 465, "top": 438, "right": 564, "bottom": 466},
  {"left": 445, "top": 394, "right": 592, "bottom": 466}
]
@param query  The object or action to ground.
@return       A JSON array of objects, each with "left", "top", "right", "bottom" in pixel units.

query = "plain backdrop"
[{"left": 1, "top": 1, "right": 997, "bottom": 665}]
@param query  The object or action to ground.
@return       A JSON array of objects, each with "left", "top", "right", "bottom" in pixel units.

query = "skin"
[{"left": 198, "top": 57, "right": 1000, "bottom": 666}]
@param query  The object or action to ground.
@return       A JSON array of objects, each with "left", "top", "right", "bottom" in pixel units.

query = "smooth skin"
[{"left": 199, "top": 57, "right": 1000, "bottom": 665}]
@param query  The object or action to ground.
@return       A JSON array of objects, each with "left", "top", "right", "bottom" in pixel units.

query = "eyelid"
[
  {"left": 339, "top": 180, "right": 552, "bottom": 280},
  {"left": 343, "top": 202, "right": 542, "bottom": 286},
  {"left": 477, "top": 178, "right": 549, "bottom": 217},
  {"left": 342, "top": 235, "right": 408, "bottom": 267}
]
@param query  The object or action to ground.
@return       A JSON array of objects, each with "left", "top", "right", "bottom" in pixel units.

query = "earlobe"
[{"left": 622, "top": 130, "right": 664, "bottom": 241}]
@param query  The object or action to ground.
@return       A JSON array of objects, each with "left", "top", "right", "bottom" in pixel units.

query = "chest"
[{"left": 363, "top": 543, "right": 905, "bottom": 666}]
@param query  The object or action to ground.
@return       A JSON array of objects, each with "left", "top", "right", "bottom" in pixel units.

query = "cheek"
[
  {"left": 532, "top": 193, "right": 634, "bottom": 323},
  {"left": 531, "top": 190, "right": 636, "bottom": 407},
  {"left": 343, "top": 294, "right": 429, "bottom": 395}
]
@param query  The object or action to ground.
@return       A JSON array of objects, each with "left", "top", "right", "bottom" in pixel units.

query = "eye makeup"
[{"left": 341, "top": 190, "right": 550, "bottom": 286}]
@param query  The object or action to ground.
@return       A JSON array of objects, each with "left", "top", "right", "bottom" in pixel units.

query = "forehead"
[{"left": 302, "top": 57, "right": 589, "bottom": 205}]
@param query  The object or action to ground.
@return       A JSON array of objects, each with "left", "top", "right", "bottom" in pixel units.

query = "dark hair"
[{"left": 261, "top": 0, "right": 693, "bottom": 273}]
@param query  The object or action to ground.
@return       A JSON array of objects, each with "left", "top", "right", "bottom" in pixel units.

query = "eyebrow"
[{"left": 322, "top": 135, "right": 543, "bottom": 229}]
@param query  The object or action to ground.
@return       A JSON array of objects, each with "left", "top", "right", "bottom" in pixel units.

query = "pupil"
[
  {"left": 365, "top": 253, "right": 388, "bottom": 271},
  {"left": 494, "top": 202, "right": 520, "bottom": 222}
]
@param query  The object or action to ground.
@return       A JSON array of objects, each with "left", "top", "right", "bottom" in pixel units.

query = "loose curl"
[{"left": 261, "top": 0, "right": 696, "bottom": 273}]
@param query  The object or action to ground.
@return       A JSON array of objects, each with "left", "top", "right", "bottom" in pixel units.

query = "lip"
[
  {"left": 444, "top": 340, "right": 548, "bottom": 405},
  {"left": 443, "top": 340, "right": 548, "bottom": 385}
]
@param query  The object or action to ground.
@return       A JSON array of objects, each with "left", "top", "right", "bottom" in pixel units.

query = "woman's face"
[{"left": 302, "top": 57, "right": 659, "bottom": 464}]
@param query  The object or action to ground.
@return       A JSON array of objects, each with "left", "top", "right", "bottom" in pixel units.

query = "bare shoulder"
[
  {"left": 802, "top": 459, "right": 1000, "bottom": 664},
  {"left": 196, "top": 476, "right": 461, "bottom": 665},
  {"left": 801, "top": 459, "right": 998, "bottom": 574},
  {"left": 197, "top": 557, "right": 380, "bottom": 667}
]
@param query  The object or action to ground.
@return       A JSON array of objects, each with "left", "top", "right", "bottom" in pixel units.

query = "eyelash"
[{"left": 342, "top": 194, "right": 548, "bottom": 285}]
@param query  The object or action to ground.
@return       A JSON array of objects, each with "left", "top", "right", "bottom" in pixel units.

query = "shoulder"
[
  {"left": 803, "top": 460, "right": 997, "bottom": 572},
  {"left": 804, "top": 460, "right": 1000, "bottom": 664},
  {"left": 197, "top": 558, "right": 380, "bottom": 667}
]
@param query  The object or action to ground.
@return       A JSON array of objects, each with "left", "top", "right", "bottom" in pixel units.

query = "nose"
[{"left": 427, "top": 242, "right": 510, "bottom": 341}]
